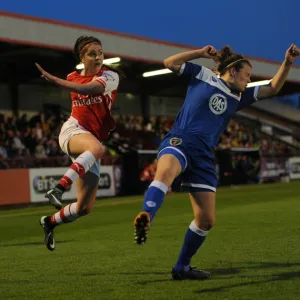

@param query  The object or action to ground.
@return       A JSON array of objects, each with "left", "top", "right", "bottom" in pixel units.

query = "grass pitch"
[{"left": 1, "top": 181, "right": 300, "bottom": 300}]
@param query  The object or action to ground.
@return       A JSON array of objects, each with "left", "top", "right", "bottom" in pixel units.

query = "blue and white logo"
[
  {"left": 209, "top": 94, "right": 227, "bottom": 115},
  {"left": 146, "top": 201, "right": 156, "bottom": 207}
]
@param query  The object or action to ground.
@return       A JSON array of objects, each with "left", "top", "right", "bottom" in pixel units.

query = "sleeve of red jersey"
[{"left": 93, "top": 71, "right": 119, "bottom": 94}]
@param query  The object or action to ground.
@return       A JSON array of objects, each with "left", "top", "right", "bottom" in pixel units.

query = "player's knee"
[
  {"left": 154, "top": 166, "right": 179, "bottom": 187},
  {"left": 154, "top": 155, "right": 181, "bottom": 186},
  {"left": 154, "top": 172, "right": 173, "bottom": 186},
  {"left": 89, "top": 144, "right": 105, "bottom": 160},
  {"left": 196, "top": 215, "right": 216, "bottom": 231},
  {"left": 77, "top": 202, "right": 94, "bottom": 216},
  {"left": 203, "top": 216, "right": 216, "bottom": 231}
]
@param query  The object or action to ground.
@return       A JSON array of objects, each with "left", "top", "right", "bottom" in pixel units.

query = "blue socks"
[
  {"left": 142, "top": 180, "right": 168, "bottom": 222},
  {"left": 174, "top": 220, "right": 208, "bottom": 271},
  {"left": 142, "top": 182, "right": 208, "bottom": 271}
]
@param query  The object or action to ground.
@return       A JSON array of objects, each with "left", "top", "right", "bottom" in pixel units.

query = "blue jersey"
[{"left": 172, "top": 62, "right": 260, "bottom": 147}]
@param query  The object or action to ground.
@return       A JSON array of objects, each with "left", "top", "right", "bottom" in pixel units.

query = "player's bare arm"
[
  {"left": 35, "top": 63, "right": 105, "bottom": 95},
  {"left": 164, "top": 46, "right": 218, "bottom": 73},
  {"left": 257, "top": 44, "right": 300, "bottom": 99}
]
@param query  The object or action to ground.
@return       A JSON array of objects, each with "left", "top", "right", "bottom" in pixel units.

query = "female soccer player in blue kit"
[{"left": 133, "top": 44, "right": 300, "bottom": 280}]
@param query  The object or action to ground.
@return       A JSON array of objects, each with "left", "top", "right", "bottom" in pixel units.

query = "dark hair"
[
  {"left": 74, "top": 36, "right": 125, "bottom": 79},
  {"left": 216, "top": 46, "right": 252, "bottom": 75},
  {"left": 74, "top": 36, "right": 102, "bottom": 60}
]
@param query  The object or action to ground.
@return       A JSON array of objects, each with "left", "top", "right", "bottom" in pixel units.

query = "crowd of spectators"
[
  {"left": 114, "top": 116, "right": 295, "bottom": 156},
  {"left": 217, "top": 120, "right": 295, "bottom": 156},
  {"left": 0, "top": 111, "right": 296, "bottom": 170},
  {"left": 0, "top": 112, "right": 70, "bottom": 169}
]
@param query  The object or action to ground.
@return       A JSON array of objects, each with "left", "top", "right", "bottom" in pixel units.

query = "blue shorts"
[{"left": 158, "top": 131, "right": 217, "bottom": 192}]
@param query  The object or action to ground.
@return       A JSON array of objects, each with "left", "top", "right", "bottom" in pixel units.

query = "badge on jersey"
[
  {"left": 170, "top": 137, "right": 182, "bottom": 146},
  {"left": 209, "top": 94, "right": 227, "bottom": 115}
]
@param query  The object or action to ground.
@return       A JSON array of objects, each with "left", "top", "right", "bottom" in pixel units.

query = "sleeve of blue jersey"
[
  {"left": 237, "top": 86, "right": 260, "bottom": 110},
  {"left": 178, "top": 62, "right": 202, "bottom": 78}
]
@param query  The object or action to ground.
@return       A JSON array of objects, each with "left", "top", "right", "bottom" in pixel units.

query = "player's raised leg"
[
  {"left": 40, "top": 171, "right": 99, "bottom": 251},
  {"left": 172, "top": 191, "right": 215, "bottom": 280},
  {"left": 45, "top": 133, "right": 104, "bottom": 210},
  {"left": 134, "top": 151, "right": 183, "bottom": 245}
]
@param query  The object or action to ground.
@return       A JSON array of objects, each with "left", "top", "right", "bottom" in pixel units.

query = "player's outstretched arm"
[
  {"left": 164, "top": 46, "right": 217, "bottom": 73},
  {"left": 257, "top": 44, "right": 300, "bottom": 99},
  {"left": 35, "top": 63, "right": 105, "bottom": 95}
]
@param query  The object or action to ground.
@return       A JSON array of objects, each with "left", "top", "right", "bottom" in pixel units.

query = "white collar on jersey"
[{"left": 217, "top": 76, "right": 242, "bottom": 98}]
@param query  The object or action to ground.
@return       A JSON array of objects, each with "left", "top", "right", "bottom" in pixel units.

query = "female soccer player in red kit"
[{"left": 36, "top": 36, "right": 121, "bottom": 251}]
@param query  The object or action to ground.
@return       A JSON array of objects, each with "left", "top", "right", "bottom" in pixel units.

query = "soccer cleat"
[
  {"left": 133, "top": 211, "right": 150, "bottom": 245},
  {"left": 45, "top": 188, "right": 63, "bottom": 210},
  {"left": 171, "top": 266, "right": 211, "bottom": 280},
  {"left": 40, "top": 216, "right": 55, "bottom": 251}
]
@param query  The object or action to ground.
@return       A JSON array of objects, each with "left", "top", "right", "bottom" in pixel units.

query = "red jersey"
[{"left": 67, "top": 67, "right": 119, "bottom": 141}]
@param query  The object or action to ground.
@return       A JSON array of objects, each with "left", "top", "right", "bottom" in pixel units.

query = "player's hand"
[
  {"left": 199, "top": 45, "right": 218, "bottom": 60},
  {"left": 35, "top": 63, "right": 58, "bottom": 84},
  {"left": 285, "top": 44, "right": 300, "bottom": 64}
]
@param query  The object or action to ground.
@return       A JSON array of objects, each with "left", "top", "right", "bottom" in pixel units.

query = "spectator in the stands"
[{"left": 35, "top": 140, "right": 47, "bottom": 158}]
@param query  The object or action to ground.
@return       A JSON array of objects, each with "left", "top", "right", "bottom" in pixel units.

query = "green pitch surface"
[{"left": 1, "top": 182, "right": 300, "bottom": 300}]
